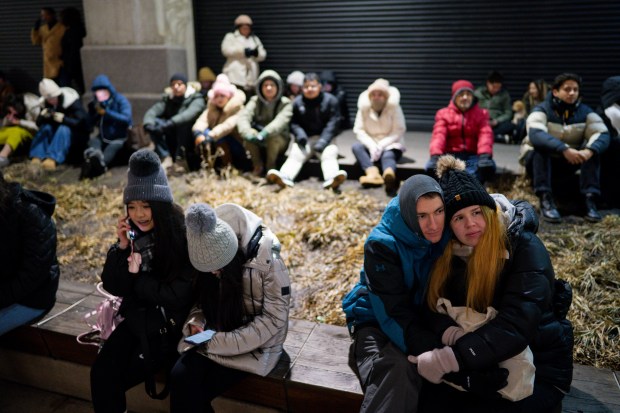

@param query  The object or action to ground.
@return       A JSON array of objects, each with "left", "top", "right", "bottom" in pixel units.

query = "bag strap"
[{"left": 136, "top": 307, "right": 172, "bottom": 400}]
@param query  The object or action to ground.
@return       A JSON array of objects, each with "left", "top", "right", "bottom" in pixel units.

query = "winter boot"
[
  {"left": 383, "top": 167, "right": 398, "bottom": 196},
  {"left": 359, "top": 166, "right": 384, "bottom": 188},
  {"left": 539, "top": 192, "right": 561, "bottom": 223},
  {"left": 584, "top": 193, "right": 602, "bottom": 222}
]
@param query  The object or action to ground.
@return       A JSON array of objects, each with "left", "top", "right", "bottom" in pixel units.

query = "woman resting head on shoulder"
[
  {"left": 411, "top": 155, "right": 573, "bottom": 413},
  {"left": 169, "top": 202, "right": 291, "bottom": 413}
]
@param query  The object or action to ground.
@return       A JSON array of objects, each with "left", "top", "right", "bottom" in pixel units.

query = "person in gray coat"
[{"left": 170, "top": 203, "right": 291, "bottom": 413}]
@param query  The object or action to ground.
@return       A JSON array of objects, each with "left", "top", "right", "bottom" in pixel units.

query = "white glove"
[
  {"left": 53, "top": 112, "right": 65, "bottom": 123},
  {"left": 408, "top": 346, "right": 460, "bottom": 384}
]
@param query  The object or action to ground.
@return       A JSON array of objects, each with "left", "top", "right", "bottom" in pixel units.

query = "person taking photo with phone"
[
  {"left": 170, "top": 202, "right": 291, "bottom": 413},
  {"left": 90, "top": 149, "right": 195, "bottom": 412}
]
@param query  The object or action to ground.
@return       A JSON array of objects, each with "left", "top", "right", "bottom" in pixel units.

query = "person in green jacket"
[
  {"left": 237, "top": 70, "right": 293, "bottom": 177},
  {"left": 474, "top": 70, "right": 514, "bottom": 144}
]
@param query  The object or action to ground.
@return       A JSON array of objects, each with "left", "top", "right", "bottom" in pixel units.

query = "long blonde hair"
[{"left": 427, "top": 205, "right": 508, "bottom": 313}]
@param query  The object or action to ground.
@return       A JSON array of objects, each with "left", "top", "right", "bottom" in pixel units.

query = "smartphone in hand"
[{"left": 184, "top": 329, "right": 216, "bottom": 345}]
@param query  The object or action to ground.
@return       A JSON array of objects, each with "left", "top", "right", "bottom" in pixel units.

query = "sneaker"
[
  {"left": 41, "top": 158, "right": 57, "bottom": 171},
  {"left": 0, "top": 156, "right": 9, "bottom": 168},
  {"left": 266, "top": 169, "right": 294, "bottom": 189},
  {"left": 323, "top": 170, "right": 347, "bottom": 190}
]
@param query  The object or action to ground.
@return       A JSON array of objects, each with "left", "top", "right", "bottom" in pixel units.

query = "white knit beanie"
[
  {"left": 186, "top": 203, "right": 239, "bottom": 273},
  {"left": 39, "top": 78, "right": 62, "bottom": 99}
]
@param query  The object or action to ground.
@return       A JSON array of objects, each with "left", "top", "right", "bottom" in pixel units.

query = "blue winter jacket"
[
  {"left": 88, "top": 74, "right": 133, "bottom": 142},
  {"left": 342, "top": 197, "right": 449, "bottom": 355}
]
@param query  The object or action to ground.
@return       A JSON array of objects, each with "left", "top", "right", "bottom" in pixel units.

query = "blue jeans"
[
  {"left": 527, "top": 148, "right": 600, "bottom": 196},
  {"left": 351, "top": 142, "right": 402, "bottom": 173},
  {"left": 29, "top": 123, "right": 72, "bottom": 164},
  {"left": 0, "top": 304, "right": 46, "bottom": 336}
]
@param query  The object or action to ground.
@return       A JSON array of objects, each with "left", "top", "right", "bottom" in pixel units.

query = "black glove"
[
  {"left": 313, "top": 139, "right": 329, "bottom": 153},
  {"left": 161, "top": 119, "right": 175, "bottom": 132},
  {"left": 428, "top": 154, "right": 440, "bottom": 169},
  {"left": 144, "top": 123, "right": 162, "bottom": 135},
  {"left": 478, "top": 153, "right": 494, "bottom": 169},
  {"left": 296, "top": 136, "right": 308, "bottom": 149},
  {"left": 244, "top": 47, "right": 254, "bottom": 57},
  {"left": 443, "top": 367, "right": 509, "bottom": 397}
]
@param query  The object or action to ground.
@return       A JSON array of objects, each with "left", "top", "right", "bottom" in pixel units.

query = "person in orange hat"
[{"left": 221, "top": 14, "right": 266, "bottom": 96}]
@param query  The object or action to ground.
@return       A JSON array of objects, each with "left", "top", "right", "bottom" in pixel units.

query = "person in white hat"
[
  {"left": 170, "top": 202, "right": 291, "bottom": 412},
  {"left": 353, "top": 78, "right": 407, "bottom": 197},
  {"left": 221, "top": 14, "right": 267, "bottom": 95},
  {"left": 29, "top": 78, "right": 89, "bottom": 171}
]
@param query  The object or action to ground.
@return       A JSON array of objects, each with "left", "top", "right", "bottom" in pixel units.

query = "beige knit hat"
[
  {"left": 186, "top": 203, "right": 239, "bottom": 273},
  {"left": 39, "top": 78, "right": 62, "bottom": 99},
  {"left": 234, "top": 14, "right": 253, "bottom": 26}
]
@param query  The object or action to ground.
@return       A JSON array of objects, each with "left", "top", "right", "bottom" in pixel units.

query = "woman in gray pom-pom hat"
[
  {"left": 91, "top": 149, "right": 196, "bottom": 411},
  {"left": 169, "top": 202, "right": 291, "bottom": 412}
]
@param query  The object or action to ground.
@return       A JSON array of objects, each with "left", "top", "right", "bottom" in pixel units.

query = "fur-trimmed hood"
[{"left": 357, "top": 85, "right": 401, "bottom": 110}]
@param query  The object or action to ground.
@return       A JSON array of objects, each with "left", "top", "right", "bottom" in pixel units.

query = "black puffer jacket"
[
  {"left": 291, "top": 91, "right": 341, "bottom": 146},
  {"left": 0, "top": 183, "right": 59, "bottom": 312},
  {"left": 101, "top": 234, "right": 194, "bottom": 332},
  {"left": 428, "top": 199, "right": 573, "bottom": 392}
]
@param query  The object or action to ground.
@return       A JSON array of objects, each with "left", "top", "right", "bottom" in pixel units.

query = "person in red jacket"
[{"left": 426, "top": 80, "right": 495, "bottom": 183}]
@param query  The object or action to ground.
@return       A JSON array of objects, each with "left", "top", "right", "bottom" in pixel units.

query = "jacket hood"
[
  {"left": 40, "top": 87, "right": 80, "bottom": 108},
  {"left": 256, "top": 70, "right": 284, "bottom": 106},
  {"left": 601, "top": 76, "right": 620, "bottom": 109},
  {"left": 207, "top": 88, "right": 246, "bottom": 114},
  {"left": 379, "top": 198, "right": 432, "bottom": 248},
  {"left": 320, "top": 70, "right": 338, "bottom": 86},
  {"left": 10, "top": 183, "right": 56, "bottom": 217},
  {"left": 215, "top": 203, "right": 281, "bottom": 271},
  {"left": 357, "top": 86, "right": 401, "bottom": 109},
  {"left": 492, "top": 193, "right": 539, "bottom": 242},
  {"left": 90, "top": 74, "right": 117, "bottom": 95}
]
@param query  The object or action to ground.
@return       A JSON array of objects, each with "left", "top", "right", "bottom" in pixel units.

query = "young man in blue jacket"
[{"left": 342, "top": 174, "right": 449, "bottom": 412}]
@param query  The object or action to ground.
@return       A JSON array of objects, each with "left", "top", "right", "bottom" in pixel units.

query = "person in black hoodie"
[
  {"left": 0, "top": 171, "right": 59, "bottom": 335},
  {"left": 320, "top": 70, "right": 350, "bottom": 129},
  {"left": 414, "top": 155, "right": 573, "bottom": 413},
  {"left": 266, "top": 72, "right": 347, "bottom": 191}
]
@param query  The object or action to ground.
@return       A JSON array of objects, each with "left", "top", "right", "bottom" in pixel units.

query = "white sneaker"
[
  {"left": 266, "top": 169, "right": 294, "bottom": 188},
  {"left": 323, "top": 170, "right": 347, "bottom": 190}
]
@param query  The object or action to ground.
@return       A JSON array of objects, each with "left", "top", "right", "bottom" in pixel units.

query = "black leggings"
[
  {"left": 169, "top": 350, "right": 247, "bottom": 413},
  {"left": 90, "top": 320, "right": 177, "bottom": 413}
]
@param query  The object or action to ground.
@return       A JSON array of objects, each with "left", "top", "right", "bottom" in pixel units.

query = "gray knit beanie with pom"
[
  {"left": 123, "top": 149, "right": 173, "bottom": 204},
  {"left": 185, "top": 203, "right": 239, "bottom": 273}
]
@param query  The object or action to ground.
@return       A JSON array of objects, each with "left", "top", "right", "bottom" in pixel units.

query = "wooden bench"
[{"left": 0, "top": 280, "right": 618, "bottom": 412}]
